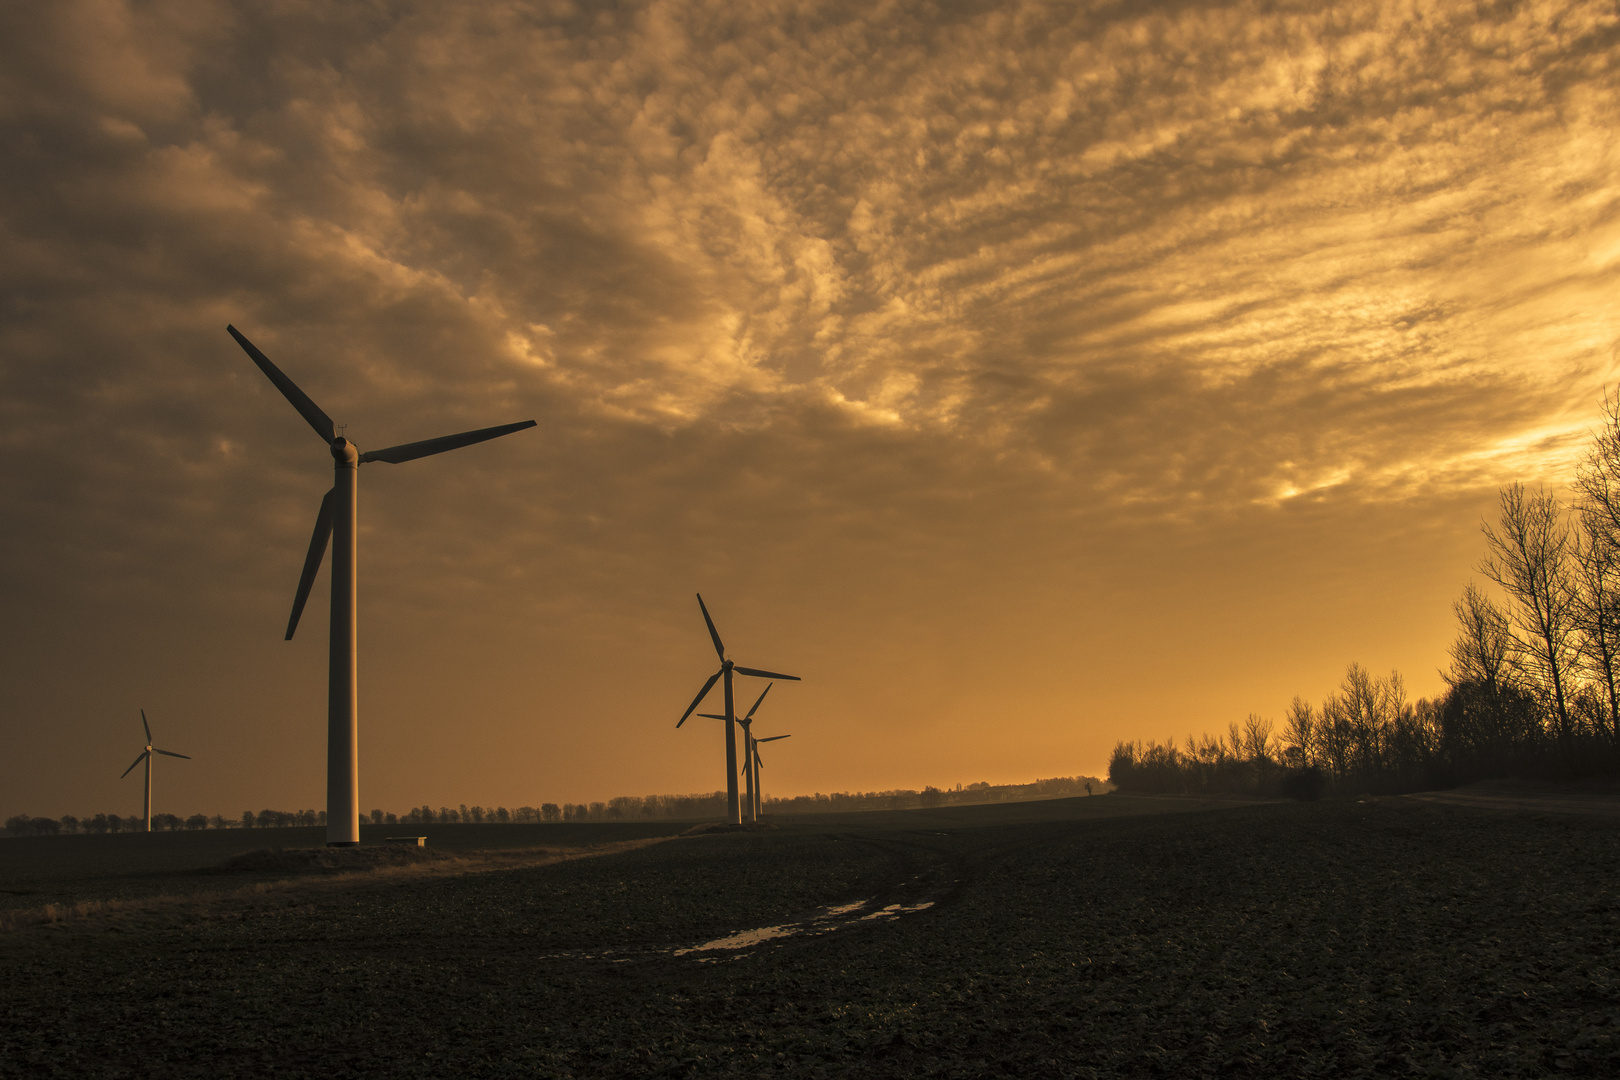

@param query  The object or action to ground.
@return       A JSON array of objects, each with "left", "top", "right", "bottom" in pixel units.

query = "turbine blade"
[
  {"left": 286, "top": 489, "right": 335, "bottom": 640},
  {"left": 733, "top": 666, "right": 800, "bottom": 681},
  {"left": 757, "top": 734, "right": 791, "bottom": 743},
  {"left": 696, "top": 594, "right": 726, "bottom": 661},
  {"left": 153, "top": 749, "right": 191, "bottom": 759},
  {"left": 677, "top": 670, "right": 722, "bottom": 727},
  {"left": 120, "top": 751, "right": 148, "bottom": 779},
  {"left": 140, "top": 708, "right": 152, "bottom": 743},
  {"left": 227, "top": 325, "right": 336, "bottom": 443},
  {"left": 696, "top": 713, "right": 728, "bottom": 720},
  {"left": 742, "top": 683, "right": 772, "bottom": 721},
  {"left": 358, "top": 420, "right": 536, "bottom": 465}
]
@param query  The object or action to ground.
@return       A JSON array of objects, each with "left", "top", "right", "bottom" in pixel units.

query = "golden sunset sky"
[{"left": 4, "top": 0, "right": 1619, "bottom": 819}]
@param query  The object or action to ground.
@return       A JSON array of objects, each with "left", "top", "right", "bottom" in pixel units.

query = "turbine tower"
[
  {"left": 676, "top": 594, "right": 799, "bottom": 824},
  {"left": 229, "top": 325, "right": 535, "bottom": 846},
  {"left": 119, "top": 709, "right": 191, "bottom": 833},
  {"left": 699, "top": 681, "right": 774, "bottom": 823}
]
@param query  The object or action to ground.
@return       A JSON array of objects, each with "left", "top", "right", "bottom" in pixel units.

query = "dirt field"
[{"left": 1, "top": 789, "right": 1616, "bottom": 1078}]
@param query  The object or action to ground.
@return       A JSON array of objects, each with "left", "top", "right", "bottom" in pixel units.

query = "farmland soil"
[{"left": 1, "top": 795, "right": 1616, "bottom": 1078}]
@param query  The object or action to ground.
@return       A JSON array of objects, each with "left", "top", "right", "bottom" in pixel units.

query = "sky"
[{"left": 4, "top": 0, "right": 1620, "bottom": 820}]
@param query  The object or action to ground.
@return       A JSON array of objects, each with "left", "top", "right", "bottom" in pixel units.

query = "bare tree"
[
  {"left": 1242, "top": 714, "right": 1274, "bottom": 763},
  {"left": 1280, "top": 696, "right": 1317, "bottom": 768},
  {"left": 1576, "top": 387, "right": 1620, "bottom": 545},
  {"left": 1481, "top": 483, "right": 1579, "bottom": 743},
  {"left": 1444, "top": 583, "right": 1516, "bottom": 693},
  {"left": 1571, "top": 509, "right": 1620, "bottom": 740},
  {"left": 1319, "top": 691, "right": 1352, "bottom": 780},
  {"left": 1339, "top": 662, "right": 1387, "bottom": 776}
]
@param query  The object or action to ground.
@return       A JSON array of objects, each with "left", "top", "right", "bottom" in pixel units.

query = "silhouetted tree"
[
  {"left": 1482, "top": 483, "right": 1579, "bottom": 744},
  {"left": 1446, "top": 583, "right": 1516, "bottom": 693},
  {"left": 1576, "top": 386, "right": 1620, "bottom": 543},
  {"left": 1280, "top": 696, "right": 1317, "bottom": 769},
  {"left": 1571, "top": 510, "right": 1620, "bottom": 741}
]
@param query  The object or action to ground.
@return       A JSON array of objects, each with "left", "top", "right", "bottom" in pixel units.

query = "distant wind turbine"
[
  {"left": 750, "top": 734, "right": 791, "bottom": 820},
  {"left": 699, "top": 681, "right": 774, "bottom": 824},
  {"left": 676, "top": 594, "right": 799, "bottom": 824},
  {"left": 228, "top": 325, "right": 535, "bottom": 847},
  {"left": 119, "top": 709, "right": 190, "bottom": 833}
]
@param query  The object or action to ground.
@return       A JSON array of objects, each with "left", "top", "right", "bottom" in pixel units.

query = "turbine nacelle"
[{"left": 331, "top": 437, "right": 359, "bottom": 466}]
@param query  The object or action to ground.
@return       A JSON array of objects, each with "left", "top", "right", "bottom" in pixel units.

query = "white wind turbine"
[
  {"left": 119, "top": 709, "right": 191, "bottom": 833},
  {"left": 676, "top": 594, "right": 799, "bottom": 824},
  {"left": 229, "top": 325, "right": 535, "bottom": 846},
  {"left": 749, "top": 733, "right": 791, "bottom": 820}
]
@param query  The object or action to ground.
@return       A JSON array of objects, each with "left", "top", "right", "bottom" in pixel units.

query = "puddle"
[
  {"left": 542, "top": 881, "right": 949, "bottom": 964},
  {"left": 672, "top": 894, "right": 939, "bottom": 957},
  {"left": 859, "top": 901, "right": 935, "bottom": 921},
  {"left": 674, "top": 923, "right": 798, "bottom": 955}
]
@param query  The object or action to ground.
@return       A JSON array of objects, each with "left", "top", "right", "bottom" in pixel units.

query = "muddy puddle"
[
  {"left": 544, "top": 887, "right": 942, "bottom": 964},
  {"left": 673, "top": 896, "right": 935, "bottom": 958}
]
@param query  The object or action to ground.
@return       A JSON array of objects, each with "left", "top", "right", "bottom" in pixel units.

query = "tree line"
[
  {"left": 1110, "top": 390, "right": 1620, "bottom": 799},
  {"left": 5, "top": 775, "right": 1109, "bottom": 836},
  {"left": 6, "top": 809, "right": 329, "bottom": 835}
]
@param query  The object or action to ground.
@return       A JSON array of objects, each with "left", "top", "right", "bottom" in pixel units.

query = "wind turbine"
[
  {"left": 750, "top": 734, "right": 791, "bottom": 820},
  {"left": 119, "top": 709, "right": 191, "bottom": 833},
  {"left": 676, "top": 594, "right": 799, "bottom": 824},
  {"left": 699, "top": 681, "right": 774, "bottom": 824},
  {"left": 228, "top": 325, "right": 536, "bottom": 846}
]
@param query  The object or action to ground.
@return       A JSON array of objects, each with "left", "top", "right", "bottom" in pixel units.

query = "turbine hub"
[{"left": 330, "top": 436, "right": 359, "bottom": 466}]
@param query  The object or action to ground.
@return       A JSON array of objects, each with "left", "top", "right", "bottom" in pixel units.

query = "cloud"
[{"left": 4, "top": 0, "right": 1620, "bottom": 813}]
